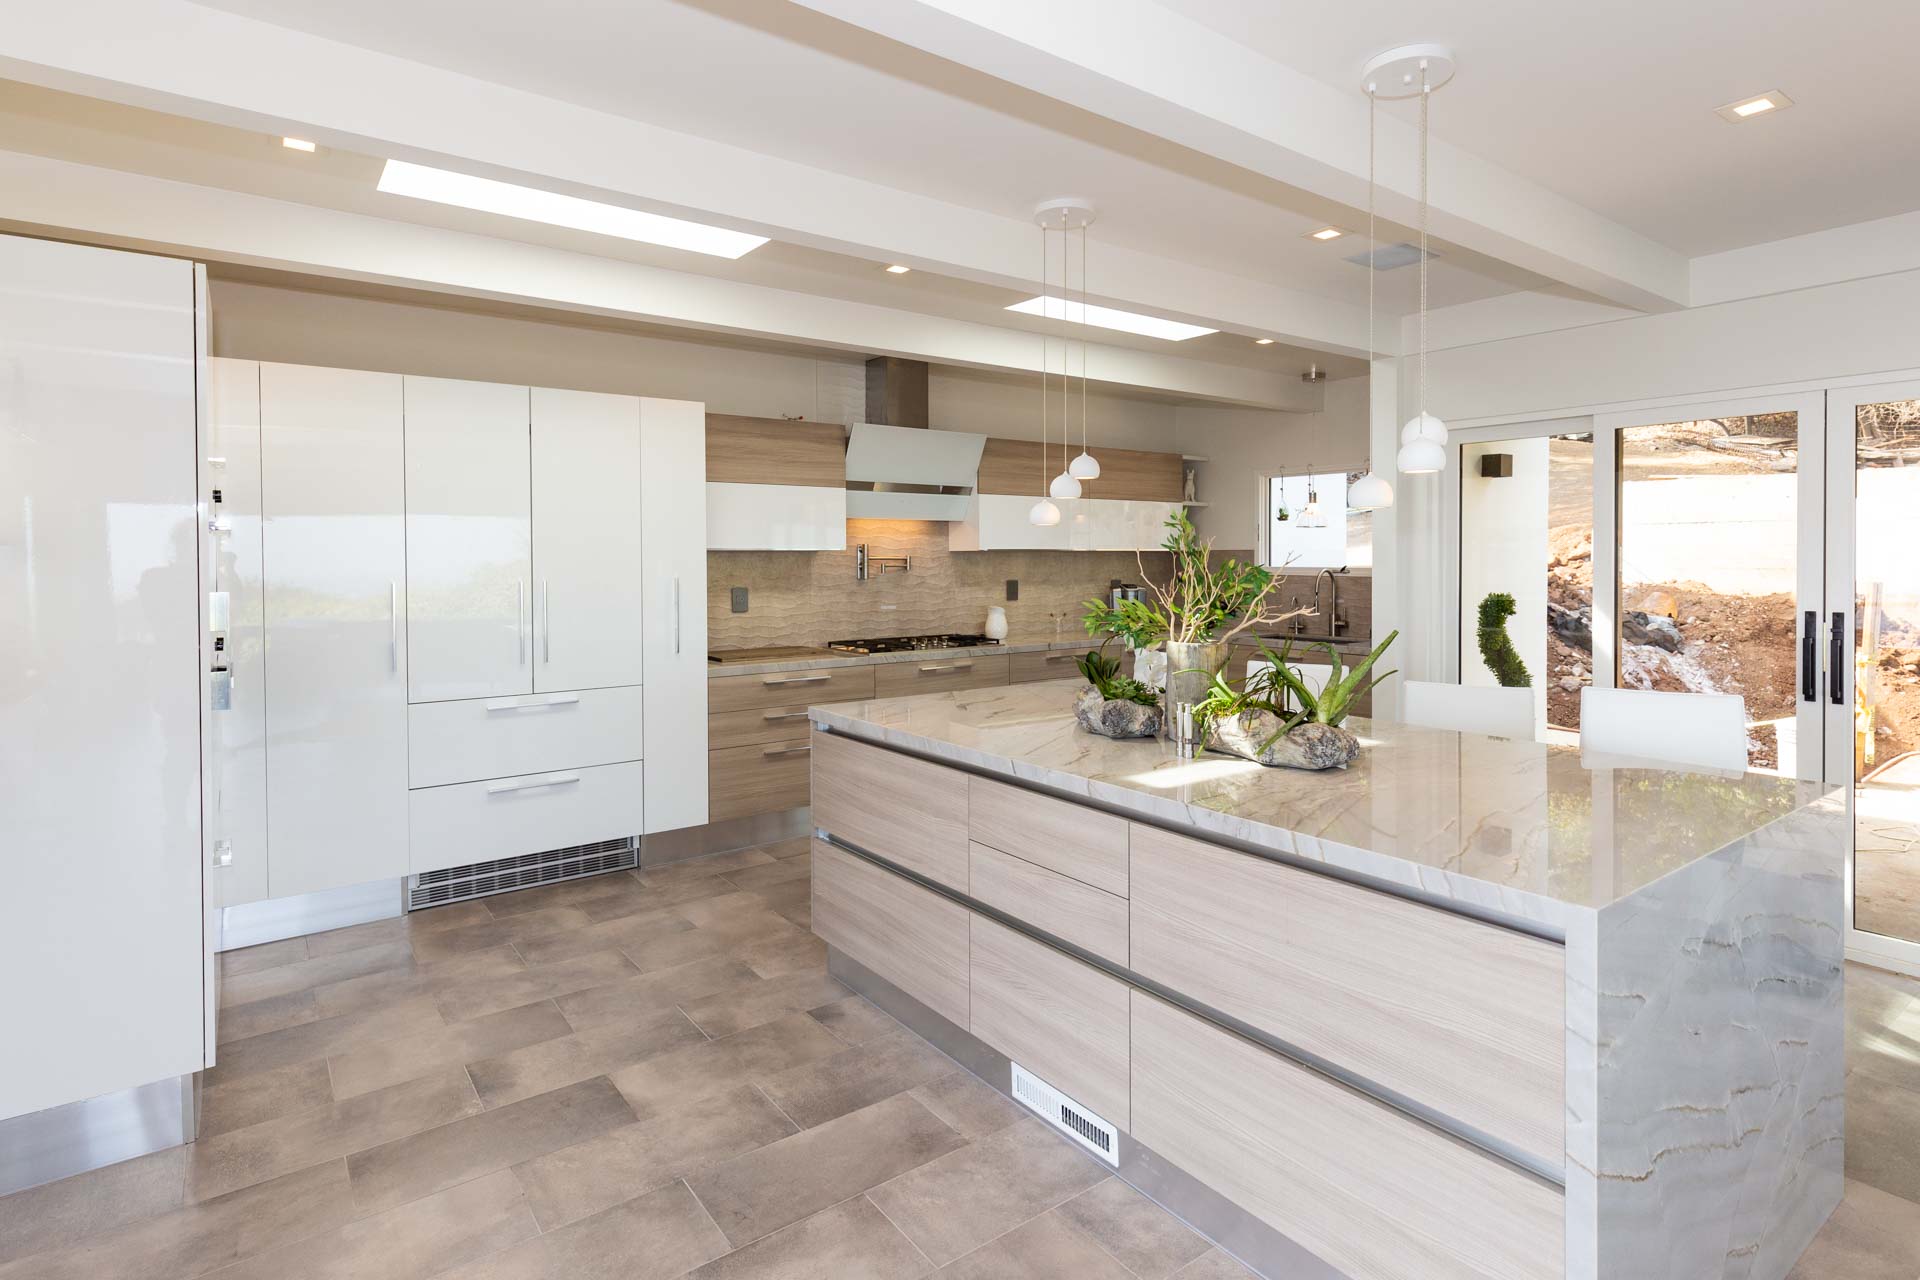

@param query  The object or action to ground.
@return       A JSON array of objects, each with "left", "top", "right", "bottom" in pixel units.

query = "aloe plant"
[{"left": 1192, "top": 630, "right": 1400, "bottom": 756}]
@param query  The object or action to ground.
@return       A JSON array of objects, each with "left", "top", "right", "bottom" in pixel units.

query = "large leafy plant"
[
  {"left": 1082, "top": 509, "right": 1309, "bottom": 648},
  {"left": 1193, "top": 631, "right": 1400, "bottom": 754},
  {"left": 1075, "top": 645, "right": 1159, "bottom": 707}
]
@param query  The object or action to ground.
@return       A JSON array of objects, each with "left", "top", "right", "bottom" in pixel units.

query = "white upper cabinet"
[
  {"left": 404, "top": 377, "right": 533, "bottom": 703},
  {"left": 260, "top": 362, "right": 410, "bottom": 899},
  {"left": 532, "top": 387, "right": 645, "bottom": 692}
]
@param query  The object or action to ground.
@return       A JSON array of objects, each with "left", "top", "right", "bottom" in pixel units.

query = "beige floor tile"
[
  {"left": 402, "top": 901, "right": 497, "bottom": 935},
  {"left": 673, "top": 890, "right": 804, "bottom": 942},
  {"left": 511, "top": 1084, "right": 796, "bottom": 1231},
  {"left": 346, "top": 1075, "right": 636, "bottom": 1217},
  {"left": 0, "top": 1145, "right": 187, "bottom": 1267},
  {"left": 408, "top": 907, "right": 596, "bottom": 965},
  {"left": 609, "top": 1011, "right": 847, "bottom": 1124},
  {"left": 481, "top": 873, "right": 645, "bottom": 920},
  {"left": 444, "top": 1179, "right": 730, "bottom": 1280},
  {"left": 641, "top": 849, "right": 779, "bottom": 884},
  {"left": 906, "top": 1070, "right": 1026, "bottom": 1141},
  {"left": 218, "top": 989, "right": 321, "bottom": 1044},
  {"left": 205, "top": 1167, "right": 536, "bottom": 1280},
  {"left": 433, "top": 948, "right": 640, "bottom": 1024},
  {"left": 680, "top": 970, "right": 850, "bottom": 1038},
  {"left": 326, "top": 1000, "right": 573, "bottom": 1101},
  {"left": 683, "top": 1195, "right": 931, "bottom": 1280},
  {"left": 758, "top": 1026, "right": 956, "bottom": 1128},
  {"left": 220, "top": 942, "right": 415, "bottom": 1009},
  {"left": 199, "top": 1058, "right": 336, "bottom": 1140},
  {"left": 761, "top": 837, "right": 812, "bottom": 860},
  {"left": 554, "top": 956, "right": 761, "bottom": 1033},
  {"left": 867, "top": 1117, "right": 1108, "bottom": 1266},
  {"left": 1168, "top": 1247, "right": 1259, "bottom": 1279},
  {"left": 740, "top": 880, "right": 810, "bottom": 918},
  {"left": 1848, "top": 1070, "right": 1920, "bottom": 1204},
  {"left": 220, "top": 937, "right": 309, "bottom": 978},
  {"left": 621, "top": 926, "right": 738, "bottom": 974},
  {"left": 720, "top": 859, "right": 811, "bottom": 893},
  {"left": 809, "top": 995, "right": 901, "bottom": 1046},
  {"left": 188, "top": 1065, "right": 481, "bottom": 1202},
  {"left": 302, "top": 914, "right": 412, "bottom": 959},
  {"left": 607, "top": 873, "right": 744, "bottom": 912},
  {"left": 686, "top": 1093, "right": 965, "bottom": 1247},
  {"left": 511, "top": 907, "right": 696, "bottom": 967},
  {"left": 208, "top": 996, "right": 447, "bottom": 1084},
  {"left": 1053, "top": 1177, "right": 1212, "bottom": 1280},
  {"left": 731, "top": 930, "right": 828, "bottom": 979},
  {"left": 309, "top": 945, "right": 526, "bottom": 1022},
  {"left": 467, "top": 1009, "right": 707, "bottom": 1109},
  {"left": 937, "top": 1211, "right": 1133, "bottom": 1280},
  {"left": 1789, "top": 1177, "right": 1920, "bottom": 1279},
  {"left": 0, "top": 1159, "right": 353, "bottom": 1280}
]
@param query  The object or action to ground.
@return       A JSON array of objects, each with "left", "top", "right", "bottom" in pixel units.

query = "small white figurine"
[{"left": 1183, "top": 468, "right": 1197, "bottom": 503}]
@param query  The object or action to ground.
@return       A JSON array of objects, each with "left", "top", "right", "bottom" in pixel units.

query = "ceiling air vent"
[
  {"left": 1010, "top": 1062, "right": 1119, "bottom": 1166},
  {"left": 406, "top": 836, "right": 638, "bottom": 911},
  {"left": 1345, "top": 242, "right": 1433, "bottom": 271}
]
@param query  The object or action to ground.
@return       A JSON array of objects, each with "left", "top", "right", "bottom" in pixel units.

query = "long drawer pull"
[
  {"left": 485, "top": 773, "right": 581, "bottom": 795},
  {"left": 762, "top": 710, "right": 812, "bottom": 721},
  {"left": 918, "top": 662, "right": 973, "bottom": 673},
  {"left": 762, "top": 674, "right": 830, "bottom": 686},
  {"left": 1043, "top": 651, "right": 1078, "bottom": 662},
  {"left": 483, "top": 692, "right": 581, "bottom": 712},
  {"left": 761, "top": 745, "right": 812, "bottom": 757}
]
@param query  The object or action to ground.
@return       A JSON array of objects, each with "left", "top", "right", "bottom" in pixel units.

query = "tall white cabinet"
[
  {"left": 260, "top": 363, "right": 411, "bottom": 900},
  {"left": 641, "top": 397, "right": 710, "bottom": 834}
]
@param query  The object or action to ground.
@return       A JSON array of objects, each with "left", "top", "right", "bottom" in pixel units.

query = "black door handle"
[
  {"left": 1831, "top": 612, "right": 1845, "bottom": 706},
  {"left": 1802, "top": 611, "right": 1816, "bottom": 703}
]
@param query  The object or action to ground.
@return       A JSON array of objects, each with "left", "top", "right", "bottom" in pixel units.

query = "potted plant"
[
  {"left": 1081, "top": 511, "right": 1310, "bottom": 749},
  {"left": 1071, "top": 644, "right": 1164, "bottom": 739},
  {"left": 1194, "top": 631, "right": 1399, "bottom": 770}
]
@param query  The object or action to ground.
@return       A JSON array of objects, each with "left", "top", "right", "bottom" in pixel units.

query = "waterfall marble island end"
[{"left": 804, "top": 680, "right": 1846, "bottom": 1280}]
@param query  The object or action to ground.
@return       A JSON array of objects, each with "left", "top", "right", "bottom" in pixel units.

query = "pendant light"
[
  {"left": 1346, "top": 82, "right": 1395, "bottom": 512},
  {"left": 1067, "top": 218, "right": 1102, "bottom": 481},
  {"left": 1031, "top": 200, "right": 1095, "bottom": 505},
  {"left": 1028, "top": 205, "right": 1062, "bottom": 526},
  {"left": 1300, "top": 471, "right": 1324, "bottom": 528}
]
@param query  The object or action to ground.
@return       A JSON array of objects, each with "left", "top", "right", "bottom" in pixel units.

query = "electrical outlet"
[
  {"left": 730, "top": 587, "right": 749, "bottom": 614},
  {"left": 1005, "top": 579, "right": 1019, "bottom": 601}
]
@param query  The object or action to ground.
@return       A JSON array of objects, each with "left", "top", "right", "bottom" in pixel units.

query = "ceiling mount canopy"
[{"left": 1360, "top": 44, "right": 1457, "bottom": 99}]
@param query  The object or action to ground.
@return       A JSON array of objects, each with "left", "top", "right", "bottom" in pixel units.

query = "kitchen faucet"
[{"left": 1313, "top": 568, "right": 1345, "bottom": 638}]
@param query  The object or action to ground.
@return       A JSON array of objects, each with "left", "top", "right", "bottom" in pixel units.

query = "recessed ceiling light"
[
  {"left": 1715, "top": 90, "right": 1792, "bottom": 123},
  {"left": 281, "top": 137, "right": 317, "bottom": 152},
  {"left": 885, "top": 264, "right": 911, "bottom": 274},
  {"left": 1255, "top": 337, "right": 1276, "bottom": 345},
  {"left": 1005, "top": 296, "right": 1215, "bottom": 342},
  {"left": 375, "top": 159, "right": 770, "bottom": 259},
  {"left": 1305, "top": 226, "right": 1344, "bottom": 241}
]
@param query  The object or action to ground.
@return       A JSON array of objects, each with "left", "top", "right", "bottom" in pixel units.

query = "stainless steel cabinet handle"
[
  {"left": 1044, "top": 651, "right": 1077, "bottom": 662},
  {"left": 485, "top": 773, "right": 580, "bottom": 795},
  {"left": 517, "top": 580, "right": 526, "bottom": 665},
  {"left": 919, "top": 662, "right": 973, "bottom": 673},
  {"left": 762, "top": 674, "right": 829, "bottom": 686},
  {"left": 761, "top": 745, "right": 812, "bottom": 757},
  {"left": 483, "top": 692, "right": 580, "bottom": 712},
  {"left": 762, "top": 710, "right": 812, "bottom": 721},
  {"left": 543, "top": 579, "right": 552, "bottom": 664},
  {"left": 388, "top": 581, "right": 399, "bottom": 672},
  {"left": 673, "top": 577, "right": 682, "bottom": 655}
]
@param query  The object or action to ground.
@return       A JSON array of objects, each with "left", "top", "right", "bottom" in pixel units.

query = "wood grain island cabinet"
[{"left": 806, "top": 681, "right": 1848, "bottom": 1280}]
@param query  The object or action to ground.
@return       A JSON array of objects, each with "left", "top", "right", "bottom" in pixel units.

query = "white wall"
[{"left": 1459, "top": 439, "right": 1549, "bottom": 736}]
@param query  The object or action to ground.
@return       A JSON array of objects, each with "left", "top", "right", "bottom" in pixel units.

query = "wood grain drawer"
[
  {"left": 969, "top": 775, "right": 1128, "bottom": 896},
  {"left": 813, "top": 841, "right": 968, "bottom": 1026},
  {"left": 1008, "top": 649, "right": 1085, "bottom": 684},
  {"left": 709, "top": 664, "right": 875, "bottom": 715},
  {"left": 971, "top": 916, "right": 1130, "bottom": 1129},
  {"left": 708, "top": 703, "right": 814, "bottom": 751},
  {"left": 1131, "top": 993, "right": 1562, "bottom": 1280},
  {"left": 810, "top": 729, "right": 967, "bottom": 891},
  {"left": 409, "top": 760, "right": 644, "bottom": 876},
  {"left": 408, "top": 685, "right": 644, "bottom": 790},
  {"left": 969, "top": 843, "right": 1127, "bottom": 966},
  {"left": 1128, "top": 823, "right": 1565, "bottom": 1168},
  {"left": 872, "top": 653, "right": 1009, "bottom": 698},
  {"left": 708, "top": 740, "right": 813, "bottom": 823}
]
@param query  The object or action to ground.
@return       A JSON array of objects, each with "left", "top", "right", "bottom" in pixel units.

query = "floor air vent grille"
[
  {"left": 406, "top": 836, "right": 638, "bottom": 911},
  {"left": 1010, "top": 1062, "right": 1119, "bottom": 1166}
]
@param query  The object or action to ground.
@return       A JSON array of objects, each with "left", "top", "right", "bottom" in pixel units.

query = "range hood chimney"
[{"left": 845, "top": 356, "right": 984, "bottom": 521}]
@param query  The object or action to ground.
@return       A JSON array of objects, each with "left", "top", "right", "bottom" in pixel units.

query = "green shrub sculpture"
[{"left": 1477, "top": 592, "right": 1531, "bottom": 688}]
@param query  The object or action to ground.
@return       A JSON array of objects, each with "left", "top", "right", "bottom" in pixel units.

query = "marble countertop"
[{"left": 808, "top": 681, "right": 1840, "bottom": 932}]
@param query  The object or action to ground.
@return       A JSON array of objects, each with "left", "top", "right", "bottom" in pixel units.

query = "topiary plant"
[{"left": 1477, "top": 592, "right": 1531, "bottom": 688}]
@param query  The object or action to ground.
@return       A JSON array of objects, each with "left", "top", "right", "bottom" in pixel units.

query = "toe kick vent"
[
  {"left": 1010, "top": 1062, "right": 1119, "bottom": 1166},
  {"left": 406, "top": 836, "right": 638, "bottom": 911}
]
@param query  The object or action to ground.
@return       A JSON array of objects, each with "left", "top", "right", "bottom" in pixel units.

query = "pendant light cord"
[
  {"left": 1080, "top": 223, "right": 1089, "bottom": 457},
  {"left": 1418, "top": 62, "right": 1430, "bottom": 418},
  {"left": 1039, "top": 219, "right": 1047, "bottom": 495}
]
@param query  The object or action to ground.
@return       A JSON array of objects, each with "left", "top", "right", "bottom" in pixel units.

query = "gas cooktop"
[{"left": 826, "top": 633, "right": 1001, "bottom": 655}]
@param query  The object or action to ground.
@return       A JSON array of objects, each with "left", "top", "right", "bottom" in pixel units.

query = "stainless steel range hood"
[{"left": 844, "top": 357, "right": 984, "bottom": 520}]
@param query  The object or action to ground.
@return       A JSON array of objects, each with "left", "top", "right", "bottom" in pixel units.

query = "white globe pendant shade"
[
  {"left": 1397, "top": 438, "right": 1445, "bottom": 475},
  {"left": 1068, "top": 450, "right": 1101, "bottom": 480},
  {"left": 1028, "top": 497, "right": 1062, "bottom": 527},
  {"left": 1400, "top": 411, "right": 1447, "bottom": 447},
  {"left": 1049, "top": 470, "right": 1083, "bottom": 499},
  {"left": 1348, "top": 470, "right": 1394, "bottom": 510}
]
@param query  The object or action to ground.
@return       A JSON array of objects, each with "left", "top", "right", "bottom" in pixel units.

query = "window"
[{"left": 1266, "top": 471, "right": 1369, "bottom": 571}]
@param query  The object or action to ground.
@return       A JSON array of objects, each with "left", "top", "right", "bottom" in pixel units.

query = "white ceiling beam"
[
  {"left": 0, "top": 0, "right": 1376, "bottom": 357},
  {"left": 0, "top": 148, "right": 1322, "bottom": 410},
  {"left": 790, "top": 0, "right": 1692, "bottom": 313}
]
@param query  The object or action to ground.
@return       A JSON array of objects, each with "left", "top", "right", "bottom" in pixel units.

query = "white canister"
[{"left": 984, "top": 606, "right": 1009, "bottom": 640}]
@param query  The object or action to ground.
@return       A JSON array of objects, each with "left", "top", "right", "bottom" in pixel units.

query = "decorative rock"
[
  {"left": 1209, "top": 709, "right": 1361, "bottom": 771},
  {"left": 1073, "top": 685, "right": 1162, "bottom": 739}
]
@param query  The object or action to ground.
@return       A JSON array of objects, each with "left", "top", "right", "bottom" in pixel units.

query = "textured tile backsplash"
[{"left": 707, "top": 519, "right": 1173, "bottom": 649}]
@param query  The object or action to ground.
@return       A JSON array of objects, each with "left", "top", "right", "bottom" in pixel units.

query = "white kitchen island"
[{"left": 806, "top": 681, "right": 1846, "bottom": 1280}]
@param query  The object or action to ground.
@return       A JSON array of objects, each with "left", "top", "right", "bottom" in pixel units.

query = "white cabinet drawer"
[
  {"left": 409, "top": 760, "right": 645, "bottom": 875},
  {"left": 408, "top": 685, "right": 644, "bottom": 789}
]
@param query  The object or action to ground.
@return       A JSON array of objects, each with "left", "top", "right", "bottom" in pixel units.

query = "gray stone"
[
  {"left": 1209, "top": 710, "right": 1361, "bottom": 771},
  {"left": 1073, "top": 686, "right": 1163, "bottom": 739}
]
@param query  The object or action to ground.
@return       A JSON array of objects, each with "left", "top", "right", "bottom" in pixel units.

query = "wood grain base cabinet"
[
  {"left": 709, "top": 740, "right": 813, "bottom": 823},
  {"left": 968, "top": 774, "right": 1128, "bottom": 896},
  {"left": 810, "top": 729, "right": 967, "bottom": 891},
  {"left": 873, "top": 654, "right": 1010, "bottom": 699},
  {"left": 813, "top": 841, "right": 969, "bottom": 1027},
  {"left": 1131, "top": 992, "right": 1562, "bottom": 1280},
  {"left": 968, "top": 843, "right": 1127, "bottom": 966},
  {"left": 1008, "top": 650, "right": 1085, "bottom": 684}
]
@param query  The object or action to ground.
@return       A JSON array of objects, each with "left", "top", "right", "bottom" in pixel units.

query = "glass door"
[{"left": 1828, "top": 381, "right": 1920, "bottom": 970}]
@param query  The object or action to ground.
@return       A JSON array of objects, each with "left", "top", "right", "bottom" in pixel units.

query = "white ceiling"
[{"left": 1159, "top": 0, "right": 1920, "bottom": 256}]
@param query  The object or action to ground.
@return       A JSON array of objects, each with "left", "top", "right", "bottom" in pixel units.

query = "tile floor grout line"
[
  {"left": 860, "top": 1190, "right": 942, "bottom": 1275},
  {"left": 749, "top": 1081, "right": 804, "bottom": 1135},
  {"left": 679, "top": 1174, "right": 735, "bottom": 1255}
]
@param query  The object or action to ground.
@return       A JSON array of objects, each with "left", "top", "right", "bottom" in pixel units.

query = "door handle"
[
  {"left": 761, "top": 745, "right": 811, "bottom": 757},
  {"left": 1801, "top": 610, "right": 1816, "bottom": 703},
  {"left": 483, "top": 692, "right": 580, "bottom": 712},
  {"left": 673, "top": 577, "right": 682, "bottom": 655},
  {"left": 1831, "top": 611, "right": 1845, "bottom": 706},
  {"left": 762, "top": 710, "right": 812, "bottom": 721},
  {"left": 517, "top": 580, "right": 526, "bottom": 665},
  {"left": 389, "top": 581, "right": 399, "bottom": 672},
  {"left": 762, "top": 674, "right": 829, "bottom": 686},
  {"left": 485, "top": 773, "right": 580, "bottom": 795},
  {"left": 543, "top": 579, "right": 552, "bottom": 664},
  {"left": 919, "top": 662, "right": 973, "bottom": 673}
]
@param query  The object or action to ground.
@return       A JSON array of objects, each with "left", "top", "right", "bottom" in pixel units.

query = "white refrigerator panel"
[
  {"left": 531, "top": 387, "right": 644, "bottom": 692},
  {"left": 261, "top": 362, "right": 410, "bottom": 898},
  {"left": 0, "top": 236, "right": 206, "bottom": 1121},
  {"left": 639, "top": 397, "right": 708, "bottom": 832},
  {"left": 404, "top": 376, "right": 532, "bottom": 703}
]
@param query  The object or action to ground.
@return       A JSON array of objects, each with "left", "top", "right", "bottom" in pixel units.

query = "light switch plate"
[
  {"left": 730, "top": 587, "right": 749, "bottom": 613},
  {"left": 1005, "top": 579, "right": 1019, "bottom": 601}
]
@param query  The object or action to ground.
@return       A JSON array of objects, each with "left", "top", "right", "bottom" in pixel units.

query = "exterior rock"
[
  {"left": 1073, "top": 685, "right": 1162, "bottom": 739},
  {"left": 1209, "top": 710, "right": 1362, "bottom": 771}
]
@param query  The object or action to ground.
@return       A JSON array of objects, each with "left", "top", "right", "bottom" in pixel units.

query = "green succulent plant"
[
  {"left": 1191, "top": 631, "right": 1400, "bottom": 756},
  {"left": 1075, "top": 644, "right": 1160, "bottom": 707}
]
